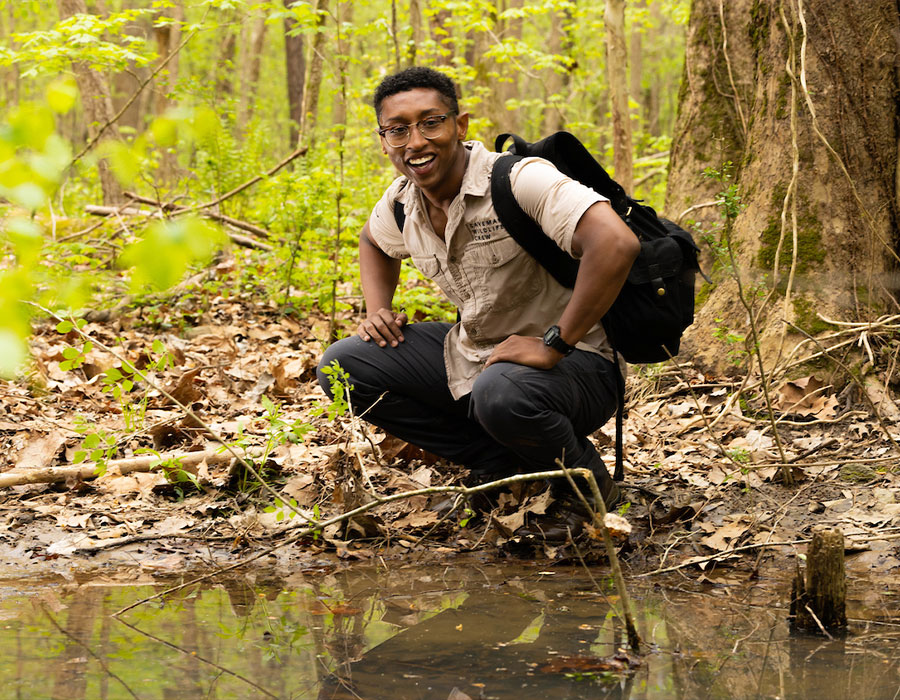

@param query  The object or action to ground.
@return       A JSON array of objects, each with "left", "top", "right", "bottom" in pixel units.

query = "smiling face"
[{"left": 377, "top": 87, "right": 469, "bottom": 202}]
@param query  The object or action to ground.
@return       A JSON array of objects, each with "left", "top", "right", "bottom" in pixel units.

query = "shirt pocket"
[
  {"left": 410, "top": 254, "right": 460, "bottom": 305},
  {"left": 464, "top": 235, "right": 545, "bottom": 313}
]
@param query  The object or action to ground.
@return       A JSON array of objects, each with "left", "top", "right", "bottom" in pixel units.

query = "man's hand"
[
  {"left": 358, "top": 308, "right": 408, "bottom": 347},
  {"left": 484, "top": 334, "right": 562, "bottom": 370}
]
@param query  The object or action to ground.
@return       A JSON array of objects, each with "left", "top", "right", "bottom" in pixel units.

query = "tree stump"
[{"left": 790, "top": 527, "right": 847, "bottom": 633}]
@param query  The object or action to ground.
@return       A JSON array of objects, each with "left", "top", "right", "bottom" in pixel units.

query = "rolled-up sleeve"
[
  {"left": 508, "top": 158, "right": 608, "bottom": 257},
  {"left": 368, "top": 178, "right": 411, "bottom": 259}
]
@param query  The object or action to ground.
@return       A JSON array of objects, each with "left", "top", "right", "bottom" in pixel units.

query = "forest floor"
[{"left": 3, "top": 281, "right": 900, "bottom": 593}]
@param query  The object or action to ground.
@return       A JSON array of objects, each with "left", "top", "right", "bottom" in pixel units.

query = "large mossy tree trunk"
[{"left": 666, "top": 0, "right": 900, "bottom": 373}]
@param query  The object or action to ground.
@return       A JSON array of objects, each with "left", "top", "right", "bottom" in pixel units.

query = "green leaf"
[
  {"left": 73, "top": 450, "right": 87, "bottom": 463},
  {"left": 0, "top": 330, "right": 27, "bottom": 379},
  {"left": 150, "top": 116, "right": 178, "bottom": 147},
  {"left": 90, "top": 448, "right": 104, "bottom": 461},
  {"left": 83, "top": 433, "right": 101, "bottom": 449},
  {"left": 105, "top": 367, "right": 123, "bottom": 381},
  {"left": 56, "top": 320, "right": 74, "bottom": 333},
  {"left": 103, "top": 140, "right": 141, "bottom": 186},
  {"left": 62, "top": 347, "right": 80, "bottom": 360},
  {"left": 46, "top": 77, "right": 78, "bottom": 114}
]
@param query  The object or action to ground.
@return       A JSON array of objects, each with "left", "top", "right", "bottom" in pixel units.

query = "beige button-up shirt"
[{"left": 369, "top": 141, "right": 614, "bottom": 399}]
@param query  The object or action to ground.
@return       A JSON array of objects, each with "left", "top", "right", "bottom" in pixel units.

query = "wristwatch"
[{"left": 543, "top": 325, "right": 576, "bottom": 356}]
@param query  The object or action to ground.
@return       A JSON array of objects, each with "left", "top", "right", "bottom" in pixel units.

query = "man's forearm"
[
  {"left": 557, "top": 205, "right": 639, "bottom": 346},
  {"left": 359, "top": 225, "right": 401, "bottom": 313}
]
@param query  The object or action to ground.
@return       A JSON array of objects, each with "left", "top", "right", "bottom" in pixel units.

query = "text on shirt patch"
[{"left": 468, "top": 217, "right": 504, "bottom": 241}]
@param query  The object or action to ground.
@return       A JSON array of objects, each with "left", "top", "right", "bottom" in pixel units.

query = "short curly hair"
[{"left": 373, "top": 67, "right": 460, "bottom": 122}]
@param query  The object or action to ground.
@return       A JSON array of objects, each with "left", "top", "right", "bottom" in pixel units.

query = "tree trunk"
[
  {"left": 214, "top": 11, "right": 238, "bottom": 98},
  {"left": 494, "top": 0, "right": 522, "bottom": 135},
  {"left": 790, "top": 527, "right": 847, "bottom": 633},
  {"left": 299, "top": 0, "right": 328, "bottom": 149},
  {"left": 408, "top": 0, "right": 423, "bottom": 66},
  {"left": 284, "top": 0, "right": 306, "bottom": 148},
  {"left": 237, "top": 13, "right": 268, "bottom": 132},
  {"left": 430, "top": 8, "right": 453, "bottom": 65},
  {"left": 57, "top": 0, "right": 124, "bottom": 205},
  {"left": 332, "top": 0, "right": 351, "bottom": 140},
  {"left": 630, "top": 1, "right": 644, "bottom": 128},
  {"left": 605, "top": 0, "right": 633, "bottom": 193},
  {"left": 154, "top": 4, "right": 183, "bottom": 182},
  {"left": 666, "top": 0, "right": 900, "bottom": 374},
  {"left": 543, "top": 5, "right": 574, "bottom": 134}
]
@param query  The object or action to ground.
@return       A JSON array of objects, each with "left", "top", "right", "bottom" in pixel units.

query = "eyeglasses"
[{"left": 376, "top": 112, "right": 456, "bottom": 148}]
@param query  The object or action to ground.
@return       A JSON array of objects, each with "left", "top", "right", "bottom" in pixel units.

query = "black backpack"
[
  {"left": 492, "top": 131, "right": 700, "bottom": 363},
  {"left": 492, "top": 131, "right": 701, "bottom": 481}
]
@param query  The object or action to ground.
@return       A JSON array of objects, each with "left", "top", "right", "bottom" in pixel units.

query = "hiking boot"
[
  {"left": 514, "top": 464, "right": 621, "bottom": 543},
  {"left": 429, "top": 490, "right": 498, "bottom": 519}
]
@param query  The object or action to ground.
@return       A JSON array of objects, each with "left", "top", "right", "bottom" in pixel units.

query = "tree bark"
[
  {"left": 630, "top": 1, "right": 644, "bottom": 127},
  {"left": 299, "top": 0, "right": 328, "bottom": 149},
  {"left": 237, "top": 13, "right": 268, "bottom": 132},
  {"left": 407, "top": 0, "right": 423, "bottom": 67},
  {"left": 667, "top": 0, "right": 900, "bottom": 373},
  {"left": 543, "top": 5, "right": 574, "bottom": 134},
  {"left": 430, "top": 7, "right": 453, "bottom": 65},
  {"left": 494, "top": 0, "right": 523, "bottom": 135},
  {"left": 605, "top": 0, "right": 633, "bottom": 193},
  {"left": 790, "top": 527, "right": 847, "bottom": 633},
  {"left": 284, "top": 0, "right": 306, "bottom": 148},
  {"left": 214, "top": 10, "right": 238, "bottom": 98},
  {"left": 57, "top": 0, "right": 125, "bottom": 205},
  {"left": 154, "top": 4, "right": 183, "bottom": 182}
]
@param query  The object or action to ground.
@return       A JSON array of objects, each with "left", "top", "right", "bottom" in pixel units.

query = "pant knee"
[{"left": 470, "top": 365, "right": 535, "bottom": 438}]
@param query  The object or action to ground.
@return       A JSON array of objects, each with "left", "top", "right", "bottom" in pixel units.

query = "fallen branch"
[
  {"left": 84, "top": 204, "right": 274, "bottom": 251},
  {"left": 70, "top": 532, "right": 235, "bottom": 555},
  {"left": 636, "top": 538, "right": 811, "bottom": 578},
  {"left": 0, "top": 448, "right": 236, "bottom": 488},
  {"left": 192, "top": 146, "right": 308, "bottom": 213},
  {"left": 122, "top": 192, "right": 274, "bottom": 240},
  {"left": 0, "top": 440, "right": 369, "bottom": 489}
]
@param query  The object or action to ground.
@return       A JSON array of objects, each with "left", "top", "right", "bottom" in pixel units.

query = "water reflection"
[{"left": 2, "top": 562, "right": 899, "bottom": 699}]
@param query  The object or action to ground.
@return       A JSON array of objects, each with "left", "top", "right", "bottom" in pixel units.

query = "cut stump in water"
[{"left": 790, "top": 526, "right": 847, "bottom": 634}]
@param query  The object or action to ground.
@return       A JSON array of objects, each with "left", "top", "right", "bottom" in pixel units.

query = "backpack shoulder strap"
[
  {"left": 490, "top": 155, "right": 579, "bottom": 289},
  {"left": 391, "top": 179, "right": 410, "bottom": 233}
]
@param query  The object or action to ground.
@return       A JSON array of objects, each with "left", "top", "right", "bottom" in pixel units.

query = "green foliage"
[
  {"left": 0, "top": 0, "right": 690, "bottom": 377},
  {"left": 313, "top": 361, "right": 353, "bottom": 422},
  {"left": 1, "top": 7, "right": 160, "bottom": 76},
  {"left": 71, "top": 417, "right": 118, "bottom": 475}
]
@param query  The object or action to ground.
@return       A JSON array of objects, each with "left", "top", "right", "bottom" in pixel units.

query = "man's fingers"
[{"left": 361, "top": 309, "right": 405, "bottom": 347}]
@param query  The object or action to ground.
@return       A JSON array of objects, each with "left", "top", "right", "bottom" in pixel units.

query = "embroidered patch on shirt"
[{"left": 468, "top": 217, "right": 504, "bottom": 241}]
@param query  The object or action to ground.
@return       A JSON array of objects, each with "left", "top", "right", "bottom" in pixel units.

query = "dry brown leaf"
[
  {"left": 14, "top": 431, "right": 68, "bottom": 470},
  {"left": 162, "top": 367, "right": 204, "bottom": 406},
  {"left": 271, "top": 357, "right": 308, "bottom": 396},
  {"left": 700, "top": 517, "right": 751, "bottom": 551},
  {"left": 775, "top": 376, "right": 838, "bottom": 418}
]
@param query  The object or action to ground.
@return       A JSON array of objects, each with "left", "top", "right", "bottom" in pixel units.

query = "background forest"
[{"left": 0, "top": 0, "right": 689, "bottom": 376}]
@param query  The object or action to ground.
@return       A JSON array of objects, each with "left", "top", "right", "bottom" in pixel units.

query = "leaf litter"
[{"left": 1, "top": 290, "right": 900, "bottom": 589}]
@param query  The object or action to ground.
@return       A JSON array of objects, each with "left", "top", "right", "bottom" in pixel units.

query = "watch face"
[{"left": 543, "top": 325, "right": 571, "bottom": 354}]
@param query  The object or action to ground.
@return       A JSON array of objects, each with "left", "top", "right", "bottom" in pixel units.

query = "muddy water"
[{"left": 2, "top": 559, "right": 899, "bottom": 700}]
